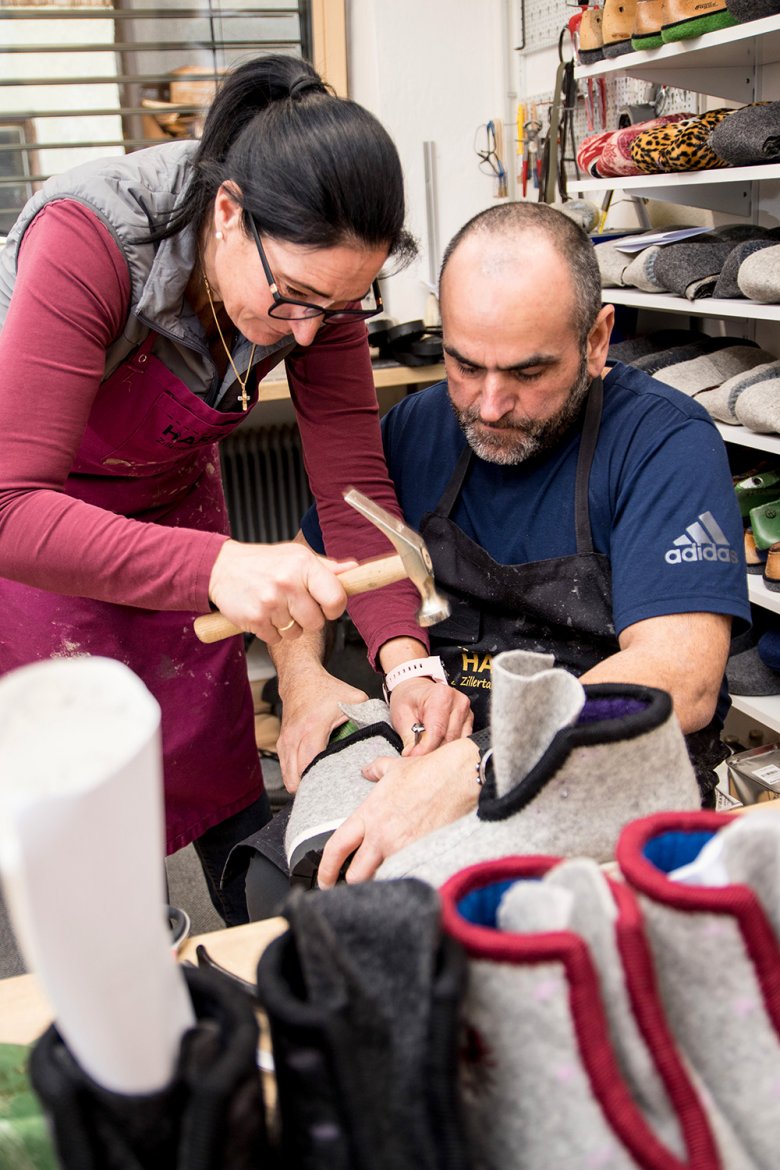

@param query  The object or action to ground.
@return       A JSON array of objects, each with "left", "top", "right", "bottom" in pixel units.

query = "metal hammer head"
[{"left": 343, "top": 488, "right": 450, "bottom": 627}]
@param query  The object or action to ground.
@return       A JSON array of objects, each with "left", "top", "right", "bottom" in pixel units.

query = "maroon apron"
[{"left": 0, "top": 334, "right": 264, "bottom": 853}]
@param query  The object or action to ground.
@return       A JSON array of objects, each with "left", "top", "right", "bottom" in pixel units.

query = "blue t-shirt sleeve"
[
  {"left": 301, "top": 500, "right": 325, "bottom": 553},
  {"left": 605, "top": 406, "right": 749, "bottom": 635}
]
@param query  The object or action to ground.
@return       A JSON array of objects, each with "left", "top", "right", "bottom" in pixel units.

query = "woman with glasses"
[{"left": 0, "top": 54, "right": 471, "bottom": 924}]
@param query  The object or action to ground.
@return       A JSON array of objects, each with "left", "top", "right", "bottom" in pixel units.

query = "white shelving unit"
[
  {"left": 606, "top": 288, "right": 780, "bottom": 322},
  {"left": 577, "top": 18, "right": 780, "bottom": 738}
]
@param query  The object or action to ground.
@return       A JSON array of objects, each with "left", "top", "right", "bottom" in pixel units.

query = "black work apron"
[
  {"left": 419, "top": 377, "right": 724, "bottom": 802},
  {"left": 421, "top": 378, "right": 617, "bottom": 730}
]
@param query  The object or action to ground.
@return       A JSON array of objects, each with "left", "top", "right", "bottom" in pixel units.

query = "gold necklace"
[{"left": 201, "top": 267, "right": 257, "bottom": 411}]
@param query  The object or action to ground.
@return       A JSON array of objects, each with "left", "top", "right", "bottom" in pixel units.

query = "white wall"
[{"left": 345, "top": 0, "right": 515, "bottom": 324}]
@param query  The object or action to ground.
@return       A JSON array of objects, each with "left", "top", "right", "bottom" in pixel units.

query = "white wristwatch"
[{"left": 383, "top": 655, "right": 448, "bottom": 695}]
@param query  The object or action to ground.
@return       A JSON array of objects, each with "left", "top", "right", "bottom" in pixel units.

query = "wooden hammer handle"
[{"left": 193, "top": 554, "right": 406, "bottom": 644}]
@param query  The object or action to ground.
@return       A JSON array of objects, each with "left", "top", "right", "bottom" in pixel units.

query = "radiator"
[{"left": 219, "top": 424, "right": 314, "bottom": 544}]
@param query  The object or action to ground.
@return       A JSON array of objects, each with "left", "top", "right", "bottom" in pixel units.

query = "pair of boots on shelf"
[{"left": 578, "top": 0, "right": 738, "bottom": 63}]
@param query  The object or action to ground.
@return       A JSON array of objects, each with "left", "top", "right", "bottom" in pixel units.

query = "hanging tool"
[
  {"left": 525, "top": 109, "right": 542, "bottom": 193},
  {"left": 193, "top": 489, "right": 451, "bottom": 643},
  {"left": 540, "top": 26, "right": 582, "bottom": 204},
  {"left": 516, "top": 101, "right": 526, "bottom": 185},
  {"left": 485, "top": 120, "right": 508, "bottom": 198}
]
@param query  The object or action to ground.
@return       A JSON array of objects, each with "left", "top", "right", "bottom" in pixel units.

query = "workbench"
[{"left": 0, "top": 917, "right": 287, "bottom": 1047}]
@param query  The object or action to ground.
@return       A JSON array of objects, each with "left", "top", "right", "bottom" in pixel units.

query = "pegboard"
[
  {"left": 515, "top": 75, "right": 699, "bottom": 188},
  {"left": 518, "top": 0, "right": 577, "bottom": 53}
]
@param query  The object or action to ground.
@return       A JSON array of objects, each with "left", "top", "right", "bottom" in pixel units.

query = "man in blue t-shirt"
[{"left": 270, "top": 201, "right": 749, "bottom": 888}]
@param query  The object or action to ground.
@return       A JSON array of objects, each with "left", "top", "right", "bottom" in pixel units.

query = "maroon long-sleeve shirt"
[{"left": 0, "top": 200, "right": 423, "bottom": 664}]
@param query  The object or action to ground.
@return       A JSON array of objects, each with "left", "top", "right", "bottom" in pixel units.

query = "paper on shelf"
[
  {"left": 0, "top": 656, "right": 195, "bottom": 1094},
  {"left": 609, "top": 226, "right": 714, "bottom": 253}
]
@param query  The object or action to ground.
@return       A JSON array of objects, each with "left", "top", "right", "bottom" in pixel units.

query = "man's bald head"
[{"left": 439, "top": 203, "right": 603, "bottom": 345}]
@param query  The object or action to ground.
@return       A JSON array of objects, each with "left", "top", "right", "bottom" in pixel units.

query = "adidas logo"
[{"left": 664, "top": 511, "right": 738, "bottom": 565}]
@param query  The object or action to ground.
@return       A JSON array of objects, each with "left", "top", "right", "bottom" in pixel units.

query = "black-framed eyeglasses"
[{"left": 247, "top": 217, "right": 383, "bottom": 322}]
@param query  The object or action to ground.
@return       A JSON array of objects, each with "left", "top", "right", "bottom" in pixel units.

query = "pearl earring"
[{"left": 215, "top": 230, "right": 223, "bottom": 240}]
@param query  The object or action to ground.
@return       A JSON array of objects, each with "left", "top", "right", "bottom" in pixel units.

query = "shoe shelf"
[
  {"left": 714, "top": 423, "right": 780, "bottom": 457},
  {"left": 575, "top": 164, "right": 780, "bottom": 216},
  {"left": 581, "top": 15, "right": 780, "bottom": 735},
  {"left": 748, "top": 573, "right": 780, "bottom": 617},
  {"left": 729, "top": 691, "right": 780, "bottom": 733},
  {"left": 604, "top": 288, "right": 780, "bottom": 322},
  {"left": 573, "top": 14, "right": 780, "bottom": 103}
]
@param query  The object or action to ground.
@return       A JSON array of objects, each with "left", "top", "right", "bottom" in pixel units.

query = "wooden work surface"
[
  {"left": 258, "top": 361, "right": 445, "bottom": 403},
  {"left": 0, "top": 917, "right": 287, "bottom": 1047}
]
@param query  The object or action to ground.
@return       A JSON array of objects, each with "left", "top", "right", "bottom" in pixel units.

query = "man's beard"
[{"left": 452, "top": 354, "right": 592, "bottom": 466}]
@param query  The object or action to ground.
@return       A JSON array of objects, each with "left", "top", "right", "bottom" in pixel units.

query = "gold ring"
[{"left": 277, "top": 619, "right": 295, "bottom": 633}]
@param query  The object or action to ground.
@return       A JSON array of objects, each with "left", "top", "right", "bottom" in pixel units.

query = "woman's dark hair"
[{"left": 152, "top": 54, "right": 416, "bottom": 266}]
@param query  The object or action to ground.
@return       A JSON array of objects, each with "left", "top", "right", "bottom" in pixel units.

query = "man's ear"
[{"left": 586, "top": 304, "right": 614, "bottom": 379}]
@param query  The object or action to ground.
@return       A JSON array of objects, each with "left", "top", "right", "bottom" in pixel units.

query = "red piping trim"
[
  {"left": 617, "top": 811, "right": 780, "bottom": 1038},
  {"left": 440, "top": 857, "right": 692, "bottom": 1170}
]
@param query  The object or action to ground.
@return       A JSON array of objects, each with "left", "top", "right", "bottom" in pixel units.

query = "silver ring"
[
  {"left": 277, "top": 619, "right": 295, "bottom": 633},
  {"left": 477, "top": 748, "right": 493, "bottom": 787}
]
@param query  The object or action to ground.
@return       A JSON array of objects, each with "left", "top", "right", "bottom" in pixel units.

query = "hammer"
[{"left": 192, "top": 488, "right": 450, "bottom": 643}]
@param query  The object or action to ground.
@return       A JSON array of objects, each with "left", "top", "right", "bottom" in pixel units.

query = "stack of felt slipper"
[
  {"left": 708, "top": 102, "right": 780, "bottom": 168},
  {"left": 576, "top": 0, "right": 777, "bottom": 66},
  {"left": 577, "top": 114, "right": 693, "bottom": 178},
  {"left": 608, "top": 331, "right": 780, "bottom": 435},
  {"left": 596, "top": 223, "right": 780, "bottom": 301},
  {"left": 580, "top": 103, "right": 780, "bottom": 179}
]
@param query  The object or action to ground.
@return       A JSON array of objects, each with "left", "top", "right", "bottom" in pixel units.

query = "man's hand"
[
  {"left": 317, "top": 737, "right": 480, "bottom": 887},
  {"left": 389, "top": 677, "right": 473, "bottom": 755},
  {"left": 276, "top": 665, "right": 369, "bottom": 793}
]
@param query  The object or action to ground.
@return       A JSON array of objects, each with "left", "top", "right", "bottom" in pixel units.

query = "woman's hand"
[
  {"left": 208, "top": 539, "right": 357, "bottom": 645},
  {"left": 277, "top": 665, "right": 369, "bottom": 793},
  {"left": 389, "top": 677, "right": 474, "bottom": 755}
]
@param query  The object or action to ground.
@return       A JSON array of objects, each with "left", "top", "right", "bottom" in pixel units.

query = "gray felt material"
[
  {"left": 709, "top": 102, "right": 780, "bottom": 166},
  {"left": 447, "top": 877, "right": 650, "bottom": 1169},
  {"left": 284, "top": 698, "right": 398, "bottom": 866},
  {"left": 651, "top": 239, "right": 736, "bottom": 300},
  {"left": 608, "top": 336, "right": 656, "bottom": 363},
  {"left": 737, "top": 243, "right": 780, "bottom": 302},
  {"left": 489, "top": 650, "right": 583, "bottom": 796},
  {"left": 733, "top": 363, "right": 780, "bottom": 433},
  {"left": 621, "top": 815, "right": 780, "bottom": 1170},
  {"left": 654, "top": 345, "right": 775, "bottom": 396},
  {"left": 726, "top": 0, "right": 780, "bottom": 17},
  {"left": 279, "top": 878, "right": 459, "bottom": 1167},
  {"left": 726, "top": 645, "right": 780, "bottom": 695},
  {"left": 623, "top": 245, "right": 667, "bottom": 293},
  {"left": 544, "top": 859, "right": 685, "bottom": 1155},
  {"left": 696, "top": 359, "right": 780, "bottom": 424},
  {"left": 441, "top": 856, "right": 752, "bottom": 1170},
  {"left": 608, "top": 329, "right": 700, "bottom": 365},
  {"left": 631, "top": 339, "right": 715, "bottom": 373},
  {"left": 595, "top": 239, "right": 635, "bottom": 287},
  {"left": 378, "top": 650, "right": 700, "bottom": 887},
  {"left": 713, "top": 238, "right": 778, "bottom": 299},
  {"left": 554, "top": 860, "right": 759, "bottom": 1170}
]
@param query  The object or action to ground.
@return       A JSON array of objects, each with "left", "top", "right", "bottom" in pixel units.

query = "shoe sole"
[{"left": 661, "top": 10, "right": 737, "bottom": 40}]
